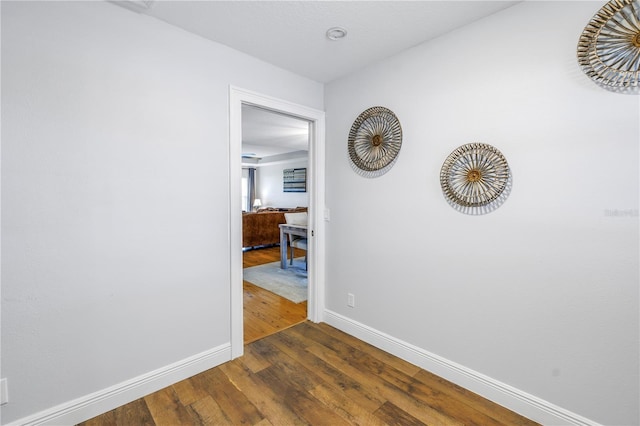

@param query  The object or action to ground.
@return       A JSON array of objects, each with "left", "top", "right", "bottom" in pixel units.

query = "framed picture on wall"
[{"left": 283, "top": 168, "right": 306, "bottom": 192}]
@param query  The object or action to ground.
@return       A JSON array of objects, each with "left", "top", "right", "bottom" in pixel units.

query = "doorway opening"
[
  {"left": 241, "top": 104, "right": 311, "bottom": 344},
  {"left": 229, "top": 87, "right": 325, "bottom": 359}
]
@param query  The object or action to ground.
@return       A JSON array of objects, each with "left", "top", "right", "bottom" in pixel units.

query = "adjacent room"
[
  {"left": 241, "top": 105, "right": 311, "bottom": 343},
  {"left": 1, "top": 1, "right": 638, "bottom": 425}
]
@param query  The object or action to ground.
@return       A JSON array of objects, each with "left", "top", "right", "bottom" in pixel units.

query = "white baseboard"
[
  {"left": 9, "top": 343, "right": 232, "bottom": 426},
  {"left": 323, "top": 309, "right": 600, "bottom": 426}
]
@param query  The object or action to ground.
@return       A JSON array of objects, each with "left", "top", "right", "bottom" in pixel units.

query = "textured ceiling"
[
  {"left": 134, "top": 1, "right": 519, "bottom": 84},
  {"left": 242, "top": 105, "right": 309, "bottom": 159}
]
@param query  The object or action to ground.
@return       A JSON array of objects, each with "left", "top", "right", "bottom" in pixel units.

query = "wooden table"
[{"left": 279, "top": 223, "right": 307, "bottom": 269}]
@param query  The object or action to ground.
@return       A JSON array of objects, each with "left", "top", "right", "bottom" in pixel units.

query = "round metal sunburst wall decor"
[
  {"left": 577, "top": 0, "right": 640, "bottom": 91},
  {"left": 440, "top": 143, "right": 512, "bottom": 215},
  {"left": 348, "top": 106, "right": 402, "bottom": 178}
]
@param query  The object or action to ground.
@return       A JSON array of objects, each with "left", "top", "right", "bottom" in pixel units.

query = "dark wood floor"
[
  {"left": 79, "top": 321, "right": 538, "bottom": 425},
  {"left": 78, "top": 247, "right": 539, "bottom": 425}
]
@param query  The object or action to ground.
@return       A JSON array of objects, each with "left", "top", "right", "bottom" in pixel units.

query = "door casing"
[{"left": 229, "top": 86, "right": 326, "bottom": 358}]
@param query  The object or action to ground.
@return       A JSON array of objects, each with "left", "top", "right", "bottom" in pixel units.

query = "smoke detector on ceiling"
[
  {"left": 110, "top": 0, "right": 155, "bottom": 13},
  {"left": 326, "top": 27, "right": 348, "bottom": 41}
]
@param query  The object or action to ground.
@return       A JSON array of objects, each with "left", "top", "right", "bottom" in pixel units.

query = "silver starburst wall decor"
[
  {"left": 440, "top": 143, "right": 512, "bottom": 215},
  {"left": 348, "top": 106, "right": 402, "bottom": 178},
  {"left": 577, "top": 0, "right": 640, "bottom": 92}
]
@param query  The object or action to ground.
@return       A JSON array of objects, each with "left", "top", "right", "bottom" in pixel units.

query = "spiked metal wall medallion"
[
  {"left": 440, "top": 143, "right": 512, "bottom": 215},
  {"left": 348, "top": 106, "right": 402, "bottom": 177},
  {"left": 577, "top": 0, "right": 640, "bottom": 91}
]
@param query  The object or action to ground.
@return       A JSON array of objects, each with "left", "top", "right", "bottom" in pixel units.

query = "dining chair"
[{"left": 284, "top": 212, "right": 308, "bottom": 268}]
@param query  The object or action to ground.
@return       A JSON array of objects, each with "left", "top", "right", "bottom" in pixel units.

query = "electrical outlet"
[
  {"left": 324, "top": 208, "right": 331, "bottom": 221},
  {"left": 1, "top": 378, "right": 8, "bottom": 405},
  {"left": 347, "top": 293, "right": 355, "bottom": 308}
]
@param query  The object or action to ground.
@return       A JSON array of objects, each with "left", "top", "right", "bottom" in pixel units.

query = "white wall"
[
  {"left": 258, "top": 160, "right": 309, "bottom": 208},
  {"left": 324, "top": 2, "right": 638, "bottom": 425},
  {"left": 0, "top": 1, "right": 322, "bottom": 423}
]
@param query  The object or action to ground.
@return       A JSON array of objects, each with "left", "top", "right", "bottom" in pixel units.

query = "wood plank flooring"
[
  {"left": 243, "top": 246, "right": 308, "bottom": 343},
  {"left": 79, "top": 321, "right": 539, "bottom": 426},
  {"left": 78, "top": 247, "right": 539, "bottom": 425}
]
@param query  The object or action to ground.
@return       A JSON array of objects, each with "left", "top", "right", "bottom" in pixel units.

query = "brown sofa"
[{"left": 242, "top": 207, "right": 307, "bottom": 248}]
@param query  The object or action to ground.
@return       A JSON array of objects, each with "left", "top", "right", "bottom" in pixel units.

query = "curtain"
[{"left": 247, "top": 167, "right": 256, "bottom": 211}]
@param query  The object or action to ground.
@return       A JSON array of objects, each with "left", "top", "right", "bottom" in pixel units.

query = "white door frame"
[{"left": 229, "top": 86, "right": 326, "bottom": 358}]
